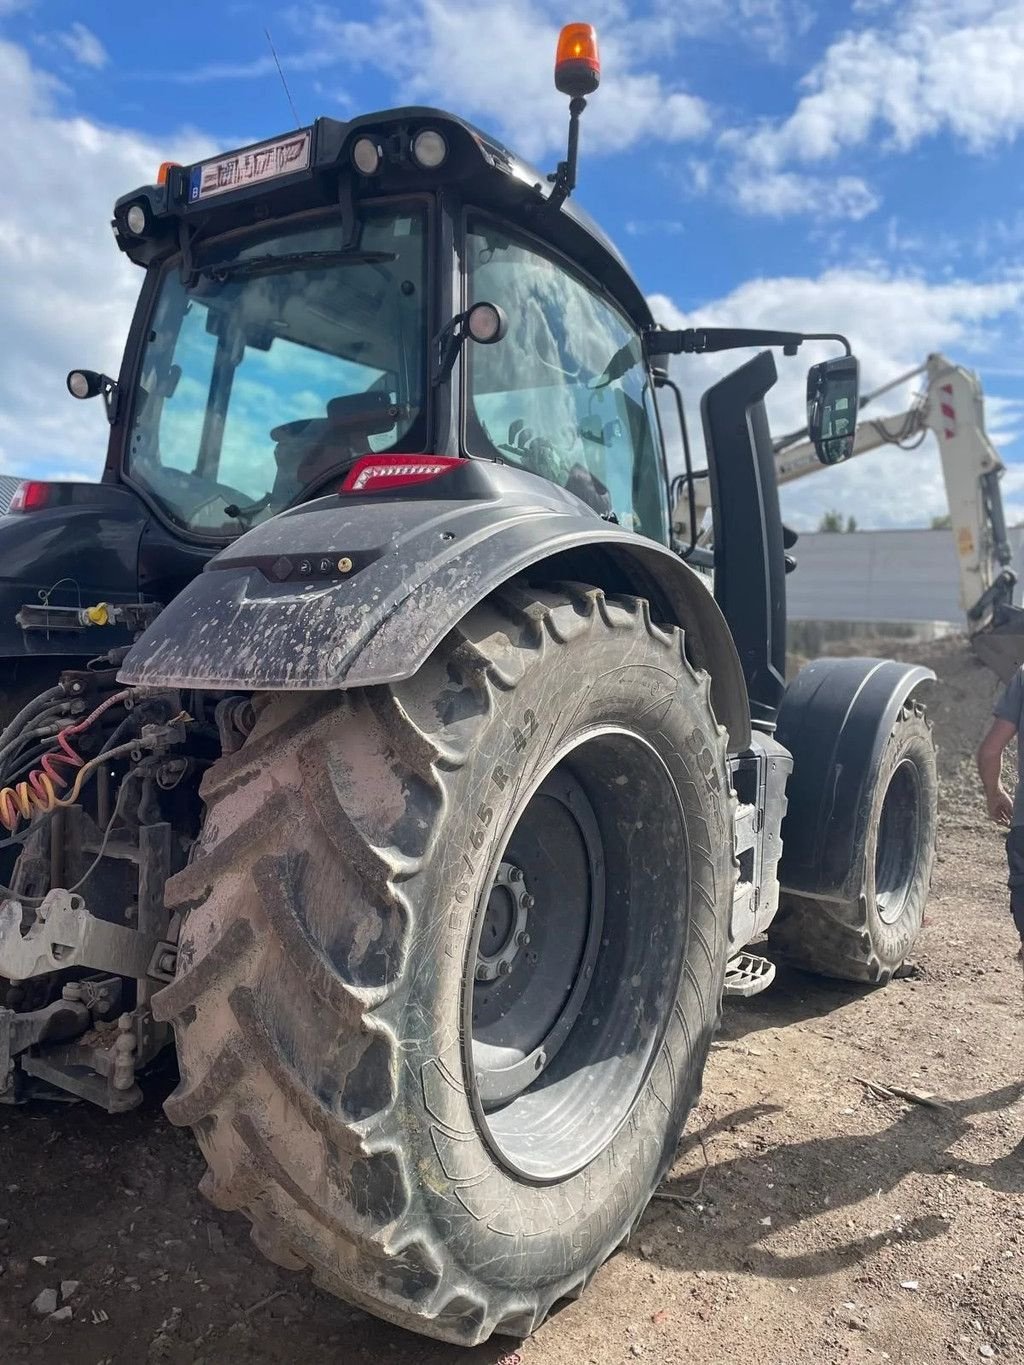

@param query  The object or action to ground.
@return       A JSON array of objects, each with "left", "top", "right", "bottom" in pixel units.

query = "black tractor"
[{"left": 0, "top": 25, "right": 937, "bottom": 1346}]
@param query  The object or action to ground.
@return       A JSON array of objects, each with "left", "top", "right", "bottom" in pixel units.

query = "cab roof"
[{"left": 112, "top": 106, "right": 654, "bottom": 332}]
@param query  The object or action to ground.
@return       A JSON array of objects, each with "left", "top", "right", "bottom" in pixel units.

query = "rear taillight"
[
  {"left": 7, "top": 481, "right": 53, "bottom": 513},
  {"left": 340, "top": 455, "right": 461, "bottom": 494}
]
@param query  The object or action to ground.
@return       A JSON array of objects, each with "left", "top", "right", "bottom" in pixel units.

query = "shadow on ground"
[{"left": 645, "top": 1080, "right": 1024, "bottom": 1284}]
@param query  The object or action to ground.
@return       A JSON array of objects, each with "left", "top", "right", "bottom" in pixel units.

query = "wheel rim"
[
  {"left": 463, "top": 728, "right": 690, "bottom": 1184},
  {"left": 874, "top": 758, "right": 922, "bottom": 925},
  {"left": 470, "top": 769, "right": 605, "bottom": 1108}
]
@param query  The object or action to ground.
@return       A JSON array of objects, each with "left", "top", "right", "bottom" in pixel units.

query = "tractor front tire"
[
  {"left": 769, "top": 702, "right": 937, "bottom": 984},
  {"left": 155, "top": 584, "right": 733, "bottom": 1345}
]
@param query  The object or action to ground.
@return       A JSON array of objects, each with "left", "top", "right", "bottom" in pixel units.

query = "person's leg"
[{"left": 1005, "top": 827, "right": 1024, "bottom": 994}]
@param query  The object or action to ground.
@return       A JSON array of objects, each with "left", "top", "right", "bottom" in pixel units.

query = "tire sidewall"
[
  {"left": 862, "top": 713, "right": 937, "bottom": 968},
  {"left": 398, "top": 614, "right": 731, "bottom": 1294}
]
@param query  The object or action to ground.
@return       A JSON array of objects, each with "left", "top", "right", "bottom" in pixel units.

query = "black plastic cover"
[
  {"left": 701, "top": 351, "right": 787, "bottom": 725},
  {"left": 119, "top": 462, "right": 751, "bottom": 749},
  {"left": 0, "top": 487, "right": 147, "bottom": 658},
  {"left": 776, "top": 656, "right": 935, "bottom": 898}
]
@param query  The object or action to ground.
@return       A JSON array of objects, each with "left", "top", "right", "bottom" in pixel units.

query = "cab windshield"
[{"left": 126, "top": 207, "right": 427, "bottom": 537}]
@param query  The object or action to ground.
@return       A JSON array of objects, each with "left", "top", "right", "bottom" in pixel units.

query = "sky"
[{"left": 2, "top": 0, "right": 1024, "bottom": 529}]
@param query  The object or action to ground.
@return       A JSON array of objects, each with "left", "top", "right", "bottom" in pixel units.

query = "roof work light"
[{"left": 555, "top": 23, "right": 600, "bottom": 97}]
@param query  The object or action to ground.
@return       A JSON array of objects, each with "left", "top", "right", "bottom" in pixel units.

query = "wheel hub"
[
  {"left": 468, "top": 770, "right": 604, "bottom": 1111},
  {"left": 475, "top": 862, "right": 532, "bottom": 983}
]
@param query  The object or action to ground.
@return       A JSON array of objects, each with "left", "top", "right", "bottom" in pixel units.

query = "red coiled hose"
[{"left": 0, "top": 689, "right": 132, "bottom": 833}]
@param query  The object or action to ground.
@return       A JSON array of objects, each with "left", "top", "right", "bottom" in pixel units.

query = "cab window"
[{"left": 465, "top": 218, "right": 668, "bottom": 543}]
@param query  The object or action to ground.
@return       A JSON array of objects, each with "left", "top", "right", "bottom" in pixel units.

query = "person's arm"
[{"left": 977, "top": 718, "right": 1018, "bottom": 825}]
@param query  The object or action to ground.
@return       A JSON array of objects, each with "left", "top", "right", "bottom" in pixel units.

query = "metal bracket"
[
  {"left": 0, "top": 998, "right": 92, "bottom": 1094},
  {"left": 147, "top": 941, "right": 178, "bottom": 983},
  {"left": 0, "top": 890, "right": 164, "bottom": 982}
]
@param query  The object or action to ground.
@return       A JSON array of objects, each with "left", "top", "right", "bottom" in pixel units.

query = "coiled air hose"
[{"left": 0, "top": 689, "right": 132, "bottom": 833}]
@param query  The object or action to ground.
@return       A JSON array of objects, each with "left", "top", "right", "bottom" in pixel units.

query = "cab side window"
[{"left": 465, "top": 218, "right": 668, "bottom": 543}]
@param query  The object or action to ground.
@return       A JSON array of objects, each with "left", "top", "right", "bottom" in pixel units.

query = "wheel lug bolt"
[
  {"left": 475, "top": 964, "right": 488, "bottom": 980},
  {"left": 509, "top": 868, "right": 524, "bottom": 883},
  {"left": 521, "top": 894, "right": 535, "bottom": 910},
  {"left": 498, "top": 960, "right": 511, "bottom": 976},
  {"left": 516, "top": 931, "right": 530, "bottom": 946}
]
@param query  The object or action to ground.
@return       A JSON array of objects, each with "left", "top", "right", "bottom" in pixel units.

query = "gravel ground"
[{"left": 1, "top": 635, "right": 1021, "bottom": 1365}]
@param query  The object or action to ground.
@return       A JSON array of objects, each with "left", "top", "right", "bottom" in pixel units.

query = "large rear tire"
[
  {"left": 769, "top": 702, "right": 937, "bottom": 984},
  {"left": 155, "top": 584, "right": 734, "bottom": 1345}
]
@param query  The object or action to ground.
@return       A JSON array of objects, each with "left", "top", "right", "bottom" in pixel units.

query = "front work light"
[
  {"left": 125, "top": 204, "right": 147, "bottom": 235},
  {"left": 555, "top": 22, "right": 601, "bottom": 97},
  {"left": 411, "top": 128, "right": 447, "bottom": 169},
  {"left": 352, "top": 136, "right": 381, "bottom": 175}
]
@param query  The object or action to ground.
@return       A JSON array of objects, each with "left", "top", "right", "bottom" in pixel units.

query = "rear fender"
[
  {"left": 119, "top": 462, "right": 751, "bottom": 750},
  {"left": 775, "top": 656, "right": 936, "bottom": 899}
]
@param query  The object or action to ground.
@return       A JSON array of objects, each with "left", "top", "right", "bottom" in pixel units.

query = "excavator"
[{"left": 673, "top": 352, "right": 1024, "bottom": 679}]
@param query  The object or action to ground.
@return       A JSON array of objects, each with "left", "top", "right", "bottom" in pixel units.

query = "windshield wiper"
[{"left": 199, "top": 249, "right": 398, "bottom": 282}]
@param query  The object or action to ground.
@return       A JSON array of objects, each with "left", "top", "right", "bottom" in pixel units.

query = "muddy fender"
[
  {"left": 119, "top": 462, "right": 750, "bottom": 749},
  {"left": 776, "top": 656, "right": 936, "bottom": 899}
]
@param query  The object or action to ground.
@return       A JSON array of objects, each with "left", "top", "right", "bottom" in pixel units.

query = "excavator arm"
[
  {"left": 672, "top": 351, "right": 1024, "bottom": 677},
  {"left": 773, "top": 354, "right": 1021, "bottom": 670}
]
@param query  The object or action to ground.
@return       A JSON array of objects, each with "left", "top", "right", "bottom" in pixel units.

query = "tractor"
[{"left": 0, "top": 25, "right": 937, "bottom": 1346}]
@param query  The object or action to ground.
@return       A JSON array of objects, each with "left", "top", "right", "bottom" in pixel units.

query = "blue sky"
[{"left": 2, "top": 0, "right": 1024, "bottom": 527}]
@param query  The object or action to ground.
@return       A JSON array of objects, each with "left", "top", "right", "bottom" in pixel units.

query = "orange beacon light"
[{"left": 554, "top": 23, "right": 601, "bottom": 98}]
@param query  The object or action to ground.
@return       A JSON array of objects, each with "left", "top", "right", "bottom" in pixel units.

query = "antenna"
[{"left": 264, "top": 27, "right": 301, "bottom": 129}]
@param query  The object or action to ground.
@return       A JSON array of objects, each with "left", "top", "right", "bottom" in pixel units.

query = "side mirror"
[{"left": 807, "top": 354, "right": 859, "bottom": 466}]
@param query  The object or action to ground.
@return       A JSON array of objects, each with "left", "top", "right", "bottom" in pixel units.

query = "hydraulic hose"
[
  {"left": 0, "top": 686, "right": 65, "bottom": 753},
  {"left": 0, "top": 690, "right": 132, "bottom": 834}
]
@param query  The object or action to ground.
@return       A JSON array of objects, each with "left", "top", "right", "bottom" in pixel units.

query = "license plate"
[{"left": 188, "top": 129, "right": 312, "bottom": 203}]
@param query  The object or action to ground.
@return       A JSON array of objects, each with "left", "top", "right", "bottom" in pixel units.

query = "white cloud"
[
  {"left": 55, "top": 21, "right": 108, "bottom": 70},
  {"left": 731, "top": 169, "right": 879, "bottom": 221},
  {"left": 638, "top": 0, "right": 814, "bottom": 63},
  {"left": 731, "top": 1, "right": 1024, "bottom": 171},
  {"left": 650, "top": 268, "right": 1024, "bottom": 529},
  {"left": 307, "top": 0, "right": 709, "bottom": 161},
  {"left": 625, "top": 218, "right": 685, "bottom": 236},
  {"left": 0, "top": 40, "right": 215, "bottom": 478},
  {"left": 712, "top": 0, "right": 1024, "bottom": 219}
]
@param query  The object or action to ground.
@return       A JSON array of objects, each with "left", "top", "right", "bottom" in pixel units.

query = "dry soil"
[{"left": 0, "top": 635, "right": 1021, "bottom": 1365}]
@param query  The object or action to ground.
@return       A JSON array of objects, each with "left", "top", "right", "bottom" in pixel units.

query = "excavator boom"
[{"left": 772, "top": 353, "right": 1024, "bottom": 676}]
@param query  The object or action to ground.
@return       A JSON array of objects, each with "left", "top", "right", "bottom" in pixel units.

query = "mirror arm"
[
  {"left": 655, "top": 373, "right": 702, "bottom": 561},
  {"left": 646, "top": 327, "right": 851, "bottom": 359},
  {"left": 101, "top": 376, "right": 120, "bottom": 425},
  {"left": 432, "top": 317, "right": 464, "bottom": 387}
]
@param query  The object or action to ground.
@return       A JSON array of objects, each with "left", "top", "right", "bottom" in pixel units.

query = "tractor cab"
[{"left": 95, "top": 104, "right": 670, "bottom": 542}]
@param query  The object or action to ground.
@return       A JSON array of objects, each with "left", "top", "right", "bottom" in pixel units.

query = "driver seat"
[{"left": 271, "top": 392, "right": 399, "bottom": 501}]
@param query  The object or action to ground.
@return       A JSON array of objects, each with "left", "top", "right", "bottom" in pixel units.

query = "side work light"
[{"left": 125, "top": 204, "right": 147, "bottom": 235}]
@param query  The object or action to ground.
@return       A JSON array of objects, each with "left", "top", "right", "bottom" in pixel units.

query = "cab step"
[{"left": 723, "top": 951, "right": 776, "bottom": 998}]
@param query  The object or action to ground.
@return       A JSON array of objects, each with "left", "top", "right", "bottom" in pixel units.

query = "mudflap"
[{"left": 971, "top": 606, "right": 1024, "bottom": 682}]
